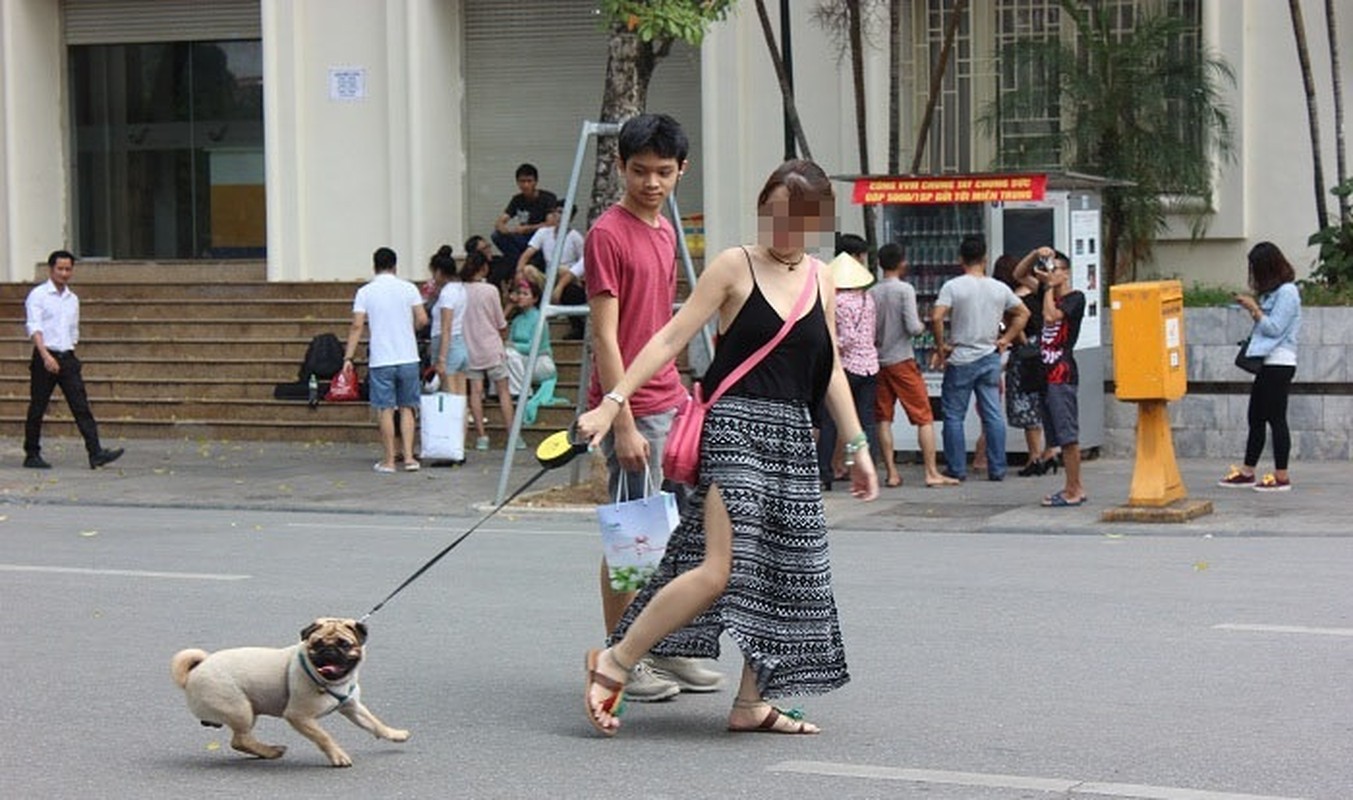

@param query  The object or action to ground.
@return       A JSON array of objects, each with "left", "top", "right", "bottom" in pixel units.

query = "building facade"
[{"left": 0, "top": 0, "right": 1347, "bottom": 286}]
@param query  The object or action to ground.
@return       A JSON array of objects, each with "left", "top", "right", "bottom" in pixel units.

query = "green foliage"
[
  {"left": 1298, "top": 279, "right": 1353, "bottom": 306},
  {"left": 1181, "top": 282, "right": 1240, "bottom": 307},
  {"left": 598, "top": 0, "right": 736, "bottom": 44},
  {"left": 1307, "top": 179, "right": 1353, "bottom": 287},
  {"left": 1182, "top": 280, "right": 1353, "bottom": 307},
  {"left": 979, "top": 1, "right": 1235, "bottom": 280}
]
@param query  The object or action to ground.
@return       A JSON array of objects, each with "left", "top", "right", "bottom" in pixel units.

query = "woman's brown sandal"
[
  {"left": 584, "top": 649, "right": 629, "bottom": 736},
  {"left": 727, "top": 698, "right": 819, "bottom": 734}
]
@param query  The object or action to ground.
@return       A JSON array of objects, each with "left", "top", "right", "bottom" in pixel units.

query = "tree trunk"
[
  {"left": 845, "top": 0, "right": 876, "bottom": 252},
  {"left": 588, "top": 26, "right": 658, "bottom": 229},
  {"left": 911, "top": 0, "right": 968, "bottom": 174},
  {"left": 753, "top": 0, "right": 814, "bottom": 162},
  {"left": 887, "top": 0, "right": 902, "bottom": 174},
  {"left": 1325, "top": 0, "right": 1348, "bottom": 219},
  {"left": 1104, "top": 193, "right": 1129, "bottom": 285},
  {"left": 1289, "top": 0, "right": 1330, "bottom": 231}
]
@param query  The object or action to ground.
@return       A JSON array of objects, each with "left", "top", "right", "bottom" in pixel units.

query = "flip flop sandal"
[
  {"left": 372, "top": 462, "right": 397, "bottom": 474},
  {"left": 727, "top": 705, "right": 816, "bottom": 734},
  {"left": 583, "top": 649, "right": 626, "bottom": 736},
  {"left": 404, "top": 460, "right": 421, "bottom": 472},
  {"left": 1042, "top": 491, "right": 1086, "bottom": 507}
]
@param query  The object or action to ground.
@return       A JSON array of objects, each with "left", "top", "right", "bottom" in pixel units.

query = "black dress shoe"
[
  {"left": 23, "top": 455, "right": 51, "bottom": 469},
  {"left": 89, "top": 447, "right": 125, "bottom": 469}
]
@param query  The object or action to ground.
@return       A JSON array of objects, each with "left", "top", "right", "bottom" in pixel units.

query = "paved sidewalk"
[{"left": 2, "top": 436, "right": 1347, "bottom": 536}]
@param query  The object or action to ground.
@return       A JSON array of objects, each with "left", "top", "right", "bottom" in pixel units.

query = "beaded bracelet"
[{"left": 842, "top": 432, "right": 868, "bottom": 467}]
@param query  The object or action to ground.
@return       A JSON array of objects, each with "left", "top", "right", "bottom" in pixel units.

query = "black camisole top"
[{"left": 699, "top": 249, "right": 834, "bottom": 408}]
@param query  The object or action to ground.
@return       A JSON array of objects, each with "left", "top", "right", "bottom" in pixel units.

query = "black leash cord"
[{"left": 358, "top": 465, "right": 551, "bottom": 623}]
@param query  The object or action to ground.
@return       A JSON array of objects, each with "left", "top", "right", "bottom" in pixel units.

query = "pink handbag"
[{"left": 662, "top": 256, "right": 820, "bottom": 486}]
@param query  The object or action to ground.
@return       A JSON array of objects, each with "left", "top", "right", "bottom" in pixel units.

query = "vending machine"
[{"left": 851, "top": 173, "right": 1107, "bottom": 457}]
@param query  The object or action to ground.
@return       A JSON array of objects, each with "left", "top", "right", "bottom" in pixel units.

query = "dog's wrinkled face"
[{"left": 300, "top": 618, "right": 367, "bottom": 682}]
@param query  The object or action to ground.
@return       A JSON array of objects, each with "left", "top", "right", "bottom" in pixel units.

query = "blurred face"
[
  {"left": 1047, "top": 259, "right": 1071, "bottom": 287},
  {"left": 50, "top": 257, "right": 74, "bottom": 290},
  {"left": 618, "top": 151, "right": 684, "bottom": 215},
  {"left": 756, "top": 185, "right": 834, "bottom": 251},
  {"left": 510, "top": 282, "right": 539, "bottom": 309},
  {"left": 517, "top": 175, "right": 538, "bottom": 198}
]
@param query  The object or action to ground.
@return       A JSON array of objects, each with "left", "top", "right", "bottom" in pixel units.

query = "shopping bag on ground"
[
  {"left": 420, "top": 392, "right": 466, "bottom": 461},
  {"left": 595, "top": 467, "right": 680, "bottom": 591}
]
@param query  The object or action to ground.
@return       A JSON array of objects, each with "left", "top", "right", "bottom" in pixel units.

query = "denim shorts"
[
  {"left": 1040, "top": 382, "right": 1080, "bottom": 447},
  {"left": 368, "top": 362, "right": 421, "bottom": 410},
  {"left": 431, "top": 334, "right": 469, "bottom": 373}
]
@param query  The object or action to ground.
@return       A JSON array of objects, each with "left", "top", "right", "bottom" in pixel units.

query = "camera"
[{"left": 1035, "top": 256, "right": 1052, "bottom": 273}]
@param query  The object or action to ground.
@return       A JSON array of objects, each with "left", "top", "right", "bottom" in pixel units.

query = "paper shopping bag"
[
  {"left": 595, "top": 468, "right": 680, "bottom": 591},
  {"left": 420, "top": 392, "right": 466, "bottom": 462}
]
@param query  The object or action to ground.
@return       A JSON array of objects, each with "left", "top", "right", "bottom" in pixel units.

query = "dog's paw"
[
  {"left": 327, "top": 749, "right": 354, "bottom": 768},
  {"left": 260, "top": 744, "right": 286, "bottom": 759},
  {"left": 387, "top": 728, "right": 410, "bottom": 743}
]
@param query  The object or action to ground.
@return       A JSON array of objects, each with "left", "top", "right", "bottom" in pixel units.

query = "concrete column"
[
  {"left": 261, "top": 0, "right": 463, "bottom": 281},
  {"left": 0, "top": 0, "right": 64, "bottom": 282}
]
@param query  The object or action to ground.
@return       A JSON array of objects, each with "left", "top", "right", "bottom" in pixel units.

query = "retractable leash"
[{"left": 358, "top": 427, "right": 590, "bottom": 624}]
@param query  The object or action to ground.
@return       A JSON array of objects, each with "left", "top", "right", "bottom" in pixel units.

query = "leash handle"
[{"left": 359, "top": 464, "right": 551, "bottom": 622}]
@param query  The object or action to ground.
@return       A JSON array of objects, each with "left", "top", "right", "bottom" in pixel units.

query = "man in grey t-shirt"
[{"left": 930, "top": 236, "right": 1029, "bottom": 481}]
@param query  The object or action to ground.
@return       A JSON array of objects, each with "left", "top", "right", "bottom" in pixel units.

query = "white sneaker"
[
  {"left": 624, "top": 660, "right": 680, "bottom": 702},
  {"left": 647, "top": 655, "right": 724, "bottom": 693}
]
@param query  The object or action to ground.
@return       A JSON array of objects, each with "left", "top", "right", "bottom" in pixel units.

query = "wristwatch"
[{"left": 604, "top": 391, "right": 626, "bottom": 406}]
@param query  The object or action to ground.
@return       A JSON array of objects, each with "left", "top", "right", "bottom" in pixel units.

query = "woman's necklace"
[{"left": 764, "top": 246, "right": 805, "bottom": 270}]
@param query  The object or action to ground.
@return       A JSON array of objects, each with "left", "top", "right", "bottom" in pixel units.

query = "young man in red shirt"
[{"left": 585, "top": 113, "right": 722, "bottom": 700}]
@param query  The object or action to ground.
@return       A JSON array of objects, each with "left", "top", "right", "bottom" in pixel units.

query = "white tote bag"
[
  {"left": 419, "top": 392, "right": 466, "bottom": 461},
  {"left": 595, "top": 467, "right": 680, "bottom": 591}
]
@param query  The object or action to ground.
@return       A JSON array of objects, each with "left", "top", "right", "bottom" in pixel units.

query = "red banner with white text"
[{"left": 852, "top": 174, "right": 1047, "bottom": 205}]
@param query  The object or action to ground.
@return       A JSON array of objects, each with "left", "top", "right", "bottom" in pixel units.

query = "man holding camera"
[{"left": 1020, "top": 246, "right": 1087, "bottom": 507}]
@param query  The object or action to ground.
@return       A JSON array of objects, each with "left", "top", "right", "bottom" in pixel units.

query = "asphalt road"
[{"left": 1, "top": 502, "right": 1349, "bottom": 799}]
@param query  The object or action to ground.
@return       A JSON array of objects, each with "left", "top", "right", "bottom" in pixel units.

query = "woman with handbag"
[
  {"left": 1218, "top": 242, "right": 1302, "bottom": 492},
  {"left": 576, "top": 159, "right": 879, "bottom": 737}
]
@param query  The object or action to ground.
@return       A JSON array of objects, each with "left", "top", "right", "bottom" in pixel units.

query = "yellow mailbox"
[{"left": 1110, "top": 280, "right": 1186, "bottom": 401}]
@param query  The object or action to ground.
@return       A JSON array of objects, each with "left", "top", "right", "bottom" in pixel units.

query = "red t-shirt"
[{"left": 584, "top": 204, "right": 686, "bottom": 417}]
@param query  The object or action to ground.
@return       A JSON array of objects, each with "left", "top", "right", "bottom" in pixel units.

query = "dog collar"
[{"left": 297, "top": 651, "right": 356, "bottom": 708}]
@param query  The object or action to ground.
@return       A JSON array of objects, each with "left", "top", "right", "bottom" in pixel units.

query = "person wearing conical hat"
[{"left": 816, "top": 235, "right": 879, "bottom": 488}]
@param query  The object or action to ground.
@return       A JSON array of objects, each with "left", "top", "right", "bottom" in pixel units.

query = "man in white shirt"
[
  {"left": 518, "top": 202, "right": 587, "bottom": 339},
  {"left": 342, "top": 247, "right": 429, "bottom": 473},
  {"left": 23, "top": 250, "right": 124, "bottom": 469},
  {"left": 516, "top": 202, "right": 585, "bottom": 276}
]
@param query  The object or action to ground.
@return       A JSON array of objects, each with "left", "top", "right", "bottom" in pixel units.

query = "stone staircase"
[{"left": 0, "top": 263, "right": 585, "bottom": 445}]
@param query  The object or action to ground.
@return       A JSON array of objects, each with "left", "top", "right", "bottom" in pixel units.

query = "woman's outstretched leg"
[{"left": 586, "top": 484, "right": 734, "bottom": 733}]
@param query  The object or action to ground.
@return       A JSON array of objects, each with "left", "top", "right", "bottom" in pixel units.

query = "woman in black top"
[{"left": 577, "top": 160, "right": 878, "bottom": 737}]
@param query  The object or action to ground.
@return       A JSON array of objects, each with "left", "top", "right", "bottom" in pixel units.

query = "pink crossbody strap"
[{"left": 703, "top": 254, "right": 821, "bottom": 407}]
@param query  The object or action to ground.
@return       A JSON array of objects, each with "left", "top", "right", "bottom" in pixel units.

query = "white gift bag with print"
[
  {"left": 419, "top": 392, "right": 466, "bottom": 461},
  {"left": 595, "top": 468, "right": 679, "bottom": 591}
]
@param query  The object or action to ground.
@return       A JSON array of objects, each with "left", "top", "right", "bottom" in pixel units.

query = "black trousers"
[
  {"left": 1245, "top": 364, "right": 1295, "bottom": 471},
  {"left": 25, "top": 349, "right": 101, "bottom": 457},
  {"left": 817, "top": 370, "right": 879, "bottom": 481}
]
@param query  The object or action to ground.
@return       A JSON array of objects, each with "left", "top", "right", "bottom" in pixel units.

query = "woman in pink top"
[
  {"left": 829, "top": 286, "right": 880, "bottom": 479},
  {"left": 459, "top": 252, "right": 515, "bottom": 451}
]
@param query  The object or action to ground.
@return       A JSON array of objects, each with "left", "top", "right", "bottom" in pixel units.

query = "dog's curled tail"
[{"left": 171, "top": 648, "right": 210, "bottom": 689}]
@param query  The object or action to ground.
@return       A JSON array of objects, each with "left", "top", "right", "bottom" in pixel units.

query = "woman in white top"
[{"left": 429, "top": 250, "right": 468, "bottom": 395}]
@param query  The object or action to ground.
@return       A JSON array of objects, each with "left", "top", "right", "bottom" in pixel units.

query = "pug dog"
[{"left": 170, "top": 617, "right": 409, "bottom": 767}]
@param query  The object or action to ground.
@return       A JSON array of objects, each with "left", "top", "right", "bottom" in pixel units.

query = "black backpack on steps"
[{"left": 299, "top": 333, "right": 345, "bottom": 381}]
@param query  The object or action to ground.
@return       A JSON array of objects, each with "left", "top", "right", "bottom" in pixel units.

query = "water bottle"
[{"left": 308, "top": 373, "right": 318, "bottom": 405}]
